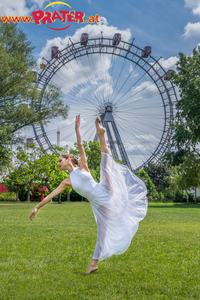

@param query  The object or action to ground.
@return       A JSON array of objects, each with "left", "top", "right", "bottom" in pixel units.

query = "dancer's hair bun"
[{"left": 61, "top": 154, "right": 79, "bottom": 166}]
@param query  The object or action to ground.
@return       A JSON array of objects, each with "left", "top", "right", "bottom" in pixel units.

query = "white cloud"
[
  {"left": 93, "top": 82, "right": 113, "bottom": 99},
  {"left": 183, "top": 1, "right": 200, "bottom": 38},
  {"left": 131, "top": 81, "right": 157, "bottom": 98},
  {"left": 31, "top": 0, "right": 48, "bottom": 9},
  {"left": 99, "top": 16, "right": 108, "bottom": 26},
  {"left": 129, "top": 64, "right": 133, "bottom": 73},
  {"left": 185, "top": 0, "right": 200, "bottom": 16},
  {"left": 0, "top": 0, "right": 50, "bottom": 16},
  {"left": 76, "top": 86, "right": 90, "bottom": 97},
  {"left": 59, "top": 118, "right": 74, "bottom": 126},
  {"left": 125, "top": 134, "right": 157, "bottom": 152},
  {"left": 159, "top": 56, "right": 179, "bottom": 70},
  {"left": 128, "top": 64, "right": 139, "bottom": 77},
  {"left": 59, "top": 140, "right": 74, "bottom": 148},
  {"left": 0, "top": 0, "right": 69, "bottom": 17},
  {"left": 183, "top": 22, "right": 200, "bottom": 38},
  {"left": 0, "top": 0, "right": 30, "bottom": 16}
]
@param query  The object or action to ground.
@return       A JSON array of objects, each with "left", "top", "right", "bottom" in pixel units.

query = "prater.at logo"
[{"left": 1, "top": 1, "right": 100, "bottom": 30}]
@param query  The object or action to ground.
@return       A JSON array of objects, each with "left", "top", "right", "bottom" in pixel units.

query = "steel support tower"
[{"left": 94, "top": 102, "right": 132, "bottom": 170}]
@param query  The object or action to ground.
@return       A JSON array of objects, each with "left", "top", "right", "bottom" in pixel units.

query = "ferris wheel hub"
[
  {"left": 98, "top": 101, "right": 116, "bottom": 116},
  {"left": 105, "top": 102, "right": 113, "bottom": 112}
]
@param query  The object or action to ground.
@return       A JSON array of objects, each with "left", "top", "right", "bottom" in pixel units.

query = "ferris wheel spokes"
[{"left": 33, "top": 35, "right": 177, "bottom": 170}]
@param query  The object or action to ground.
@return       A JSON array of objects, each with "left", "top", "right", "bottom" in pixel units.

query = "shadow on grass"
[
  {"left": 0, "top": 202, "right": 200, "bottom": 210},
  {"left": 71, "top": 267, "right": 99, "bottom": 276},
  {"left": 149, "top": 203, "right": 200, "bottom": 209}
]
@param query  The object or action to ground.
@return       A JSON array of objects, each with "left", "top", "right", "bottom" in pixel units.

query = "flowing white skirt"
[{"left": 91, "top": 152, "right": 148, "bottom": 261}]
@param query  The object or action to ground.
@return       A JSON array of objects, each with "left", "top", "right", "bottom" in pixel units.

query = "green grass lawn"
[{"left": 0, "top": 202, "right": 199, "bottom": 300}]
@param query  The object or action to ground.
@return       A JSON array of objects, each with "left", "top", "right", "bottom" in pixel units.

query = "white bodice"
[{"left": 70, "top": 168, "right": 102, "bottom": 202}]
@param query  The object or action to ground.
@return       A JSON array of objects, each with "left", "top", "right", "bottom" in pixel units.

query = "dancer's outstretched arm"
[
  {"left": 75, "top": 115, "right": 89, "bottom": 171},
  {"left": 29, "top": 178, "right": 70, "bottom": 220}
]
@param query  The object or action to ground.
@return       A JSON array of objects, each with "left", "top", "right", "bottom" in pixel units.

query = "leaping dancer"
[{"left": 30, "top": 115, "right": 148, "bottom": 274}]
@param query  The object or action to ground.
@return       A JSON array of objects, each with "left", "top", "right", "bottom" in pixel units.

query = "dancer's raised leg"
[
  {"left": 95, "top": 117, "right": 113, "bottom": 196},
  {"left": 85, "top": 118, "right": 112, "bottom": 274},
  {"left": 95, "top": 117, "right": 109, "bottom": 154}
]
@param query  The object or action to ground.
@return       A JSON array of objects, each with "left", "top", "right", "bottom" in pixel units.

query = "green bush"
[
  {"left": 135, "top": 169, "right": 158, "bottom": 201},
  {"left": 70, "top": 189, "right": 85, "bottom": 202},
  {"left": 0, "top": 192, "right": 16, "bottom": 201},
  {"left": 18, "top": 185, "right": 28, "bottom": 202},
  {"left": 159, "top": 192, "right": 165, "bottom": 202},
  {"left": 196, "top": 197, "right": 200, "bottom": 203},
  {"left": 173, "top": 192, "right": 195, "bottom": 203}
]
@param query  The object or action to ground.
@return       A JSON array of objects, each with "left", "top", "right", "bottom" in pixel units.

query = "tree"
[
  {"left": 0, "top": 21, "right": 69, "bottom": 168},
  {"left": 1, "top": 144, "right": 72, "bottom": 202},
  {"left": 170, "top": 47, "right": 200, "bottom": 142},
  {"left": 1, "top": 140, "right": 126, "bottom": 202},
  {"left": 180, "top": 153, "right": 200, "bottom": 202},
  {"left": 70, "top": 141, "right": 102, "bottom": 170},
  {"left": 164, "top": 47, "right": 200, "bottom": 165},
  {"left": 0, "top": 126, "right": 13, "bottom": 173},
  {"left": 135, "top": 169, "right": 160, "bottom": 201},
  {"left": 16, "top": 145, "right": 37, "bottom": 201},
  {"left": 144, "top": 162, "right": 170, "bottom": 188},
  {"left": 27, "top": 145, "right": 72, "bottom": 200},
  {"left": 162, "top": 148, "right": 190, "bottom": 167},
  {"left": 162, "top": 47, "right": 200, "bottom": 168},
  {"left": 168, "top": 153, "right": 200, "bottom": 203},
  {"left": 168, "top": 165, "right": 183, "bottom": 202},
  {"left": 85, "top": 141, "right": 102, "bottom": 170},
  {"left": 70, "top": 140, "right": 101, "bottom": 183},
  {"left": 143, "top": 162, "right": 172, "bottom": 201},
  {"left": 2, "top": 159, "right": 29, "bottom": 202}
]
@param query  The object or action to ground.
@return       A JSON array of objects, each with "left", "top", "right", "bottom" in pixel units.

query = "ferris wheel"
[{"left": 32, "top": 32, "right": 178, "bottom": 171}]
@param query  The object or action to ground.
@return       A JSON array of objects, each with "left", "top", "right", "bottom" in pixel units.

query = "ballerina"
[{"left": 29, "top": 115, "right": 148, "bottom": 274}]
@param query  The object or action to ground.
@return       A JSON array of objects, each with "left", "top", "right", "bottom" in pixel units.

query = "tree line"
[
  {"left": 161, "top": 47, "right": 200, "bottom": 203},
  {"left": 1, "top": 142, "right": 164, "bottom": 202},
  {"left": 3, "top": 140, "right": 198, "bottom": 203}
]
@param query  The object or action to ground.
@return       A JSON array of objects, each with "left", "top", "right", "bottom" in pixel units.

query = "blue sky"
[
  {"left": 1, "top": 0, "right": 200, "bottom": 169},
  {"left": 1, "top": 0, "right": 199, "bottom": 59}
]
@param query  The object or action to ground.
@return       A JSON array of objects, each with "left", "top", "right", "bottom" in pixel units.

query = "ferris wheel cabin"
[
  {"left": 80, "top": 33, "right": 89, "bottom": 46},
  {"left": 164, "top": 69, "right": 173, "bottom": 81},
  {"left": 51, "top": 46, "right": 59, "bottom": 59},
  {"left": 112, "top": 33, "right": 121, "bottom": 46},
  {"left": 141, "top": 46, "right": 152, "bottom": 58}
]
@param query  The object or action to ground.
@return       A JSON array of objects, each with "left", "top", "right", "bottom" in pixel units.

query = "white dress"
[{"left": 70, "top": 152, "right": 148, "bottom": 261}]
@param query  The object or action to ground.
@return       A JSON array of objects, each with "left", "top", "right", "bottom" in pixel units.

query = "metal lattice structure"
[
  {"left": 94, "top": 102, "right": 132, "bottom": 170},
  {"left": 33, "top": 36, "right": 178, "bottom": 171}
]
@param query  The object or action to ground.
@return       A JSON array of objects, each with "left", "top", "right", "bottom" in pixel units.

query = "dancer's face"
[{"left": 58, "top": 156, "right": 71, "bottom": 171}]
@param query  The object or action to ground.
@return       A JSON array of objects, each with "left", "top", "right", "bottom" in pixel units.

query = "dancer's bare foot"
[
  {"left": 95, "top": 117, "right": 106, "bottom": 136},
  {"left": 85, "top": 265, "right": 98, "bottom": 275}
]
